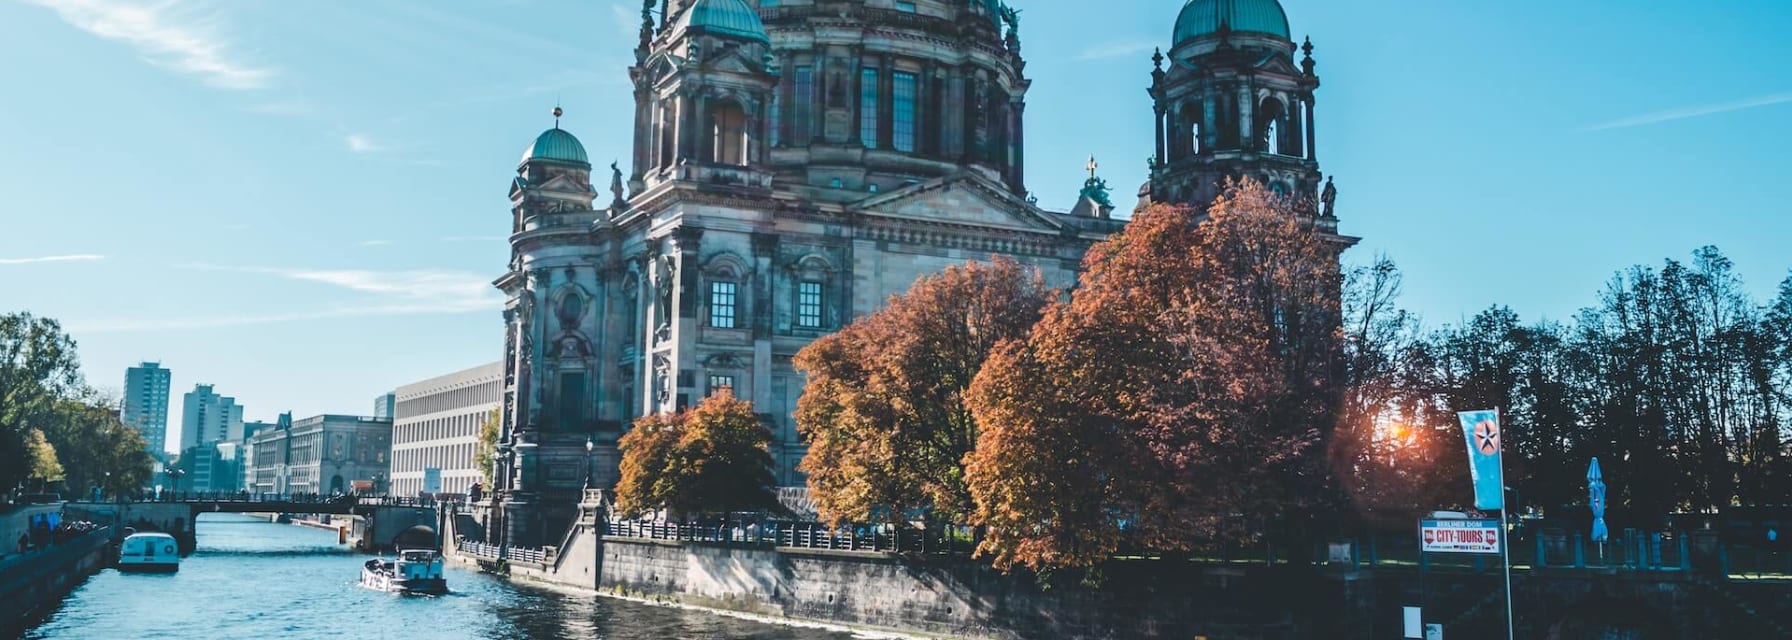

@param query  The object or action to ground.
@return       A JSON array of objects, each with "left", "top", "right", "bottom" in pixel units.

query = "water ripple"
[{"left": 25, "top": 513, "right": 856, "bottom": 640}]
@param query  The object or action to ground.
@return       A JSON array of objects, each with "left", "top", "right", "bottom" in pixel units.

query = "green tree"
[
  {"left": 795, "top": 257, "right": 1054, "bottom": 525},
  {"left": 40, "top": 394, "right": 154, "bottom": 499},
  {"left": 473, "top": 408, "right": 500, "bottom": 486},
  {"left": 615, "top": 391, "right": 780, "bottom": 519},
  {"left": 0, "top": 313, "right": 81, "bottom": 496}
]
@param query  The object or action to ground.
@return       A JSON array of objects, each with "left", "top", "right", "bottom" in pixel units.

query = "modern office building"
[
  {"left": 180, "top": 384, "right": 244, "bottom": 451},
  {"left": 122, "top": 362, "right": 172, "bottom": 457},
  {"left": 390, "top": 362, "right": 502, "bottom": 498},
  {"left": 249, "top": 414, "right": 391, "bottom": 495},
  {"left": 372, "top": 392, "right": 396, "bottom": 421}
]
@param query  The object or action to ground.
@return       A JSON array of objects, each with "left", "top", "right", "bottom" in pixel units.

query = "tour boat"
[
  {"left": 117, "top": 532, "right": 180, "bottom": 573},
  {"left": 360, "top": 549, "right": 448, "bottom": 595}
]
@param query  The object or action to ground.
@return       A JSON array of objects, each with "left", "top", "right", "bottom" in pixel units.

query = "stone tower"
[
  {"left": 1143, "top": 0, "right": 1328, "bottom": 220},
  {"left": 493, "top": 116, "right": 608, "bottom": 546}
]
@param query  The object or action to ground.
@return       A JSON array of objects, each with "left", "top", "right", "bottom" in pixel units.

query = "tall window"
[
  {"left": 892, "top": 71, "right": 918, "bottom": 152},
  {"left": 657, "top": 103, "right": 675, "bottom": 167},
  {"left": 793, "top": 66, "right": 814, "bottom": 146},
  {"left": 711, "top": 102, "right": 747, "bottom": 165},
  {"left": 709, "top": 281, "right": 738, "bottom": 328},
  {"left": 707, "top": 375, "right": 735, "bottom": 397},
  {"left": 797, "top": 281, "right": 824, "bottom": 328},
  {"left": 557, "top": 372, "right": 586, "bottom": 429},
  {"left": 859, "top": 68, "right": 879, "bottom": 147}
]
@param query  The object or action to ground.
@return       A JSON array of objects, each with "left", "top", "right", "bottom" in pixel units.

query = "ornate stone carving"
[{"left": 652, "top": 354, "right": 672, "bottom": 406}]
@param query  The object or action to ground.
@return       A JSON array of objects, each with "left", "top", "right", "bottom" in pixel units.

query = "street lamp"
[{"left": 584, "top": 436, "right": 596, "bottom": 490}]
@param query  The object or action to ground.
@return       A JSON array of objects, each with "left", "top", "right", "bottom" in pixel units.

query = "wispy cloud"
[
  {"left": 187, "top": 264, "right": 500, "bottom": 309},
  {"left": 441, "top": 235, "right": 507, "bottom": 243},
  {"left": 23, "top": 0, "right": 271, "bottom": 90},
  {"left": 0, "top": 254, "right": 106, "bottom": 265},
  {"left": 359, "top": 240, "right": 394, "bottom": 247},
  {"left": 345, "top": 134, "right": 384, "bottom": 153},
  {"left": 73, "top": 264, "right": 506, "bottom": 332},
  {"left": 1584, "top": 91, "right": 1792, "bottom": 132},
  {"left": 1077, "top": 40, "right": 1157, "bottom": 61}
]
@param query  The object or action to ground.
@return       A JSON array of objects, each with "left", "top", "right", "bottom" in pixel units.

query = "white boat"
[
  {"left": 117, "top": 532, "right": 180, "bottom": 573},
  {"left": 360, "top": 549, "right": 447, "bottom": 595}
]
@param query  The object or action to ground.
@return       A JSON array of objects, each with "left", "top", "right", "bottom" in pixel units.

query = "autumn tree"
[
  {"left": 24, "top": 428, "right": 62, "bottom": 491},
  {"left": 794, "top": 257, "right": 1054, "bottom": 525},
  {"left": 615, "top": 391, "right": 780, "bottom": 519},
  {"left": 965, "top": 181, "right": 1345, "bottom": 572}
]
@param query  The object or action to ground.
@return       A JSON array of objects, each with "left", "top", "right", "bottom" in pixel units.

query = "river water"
[{"left": 24, "top": 514, "right": 863, "bottom": 640}]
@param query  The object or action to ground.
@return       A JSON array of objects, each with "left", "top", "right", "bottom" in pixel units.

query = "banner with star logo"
[{"left": 1459, "top": 409, "right": 1505, "bottom": 511}]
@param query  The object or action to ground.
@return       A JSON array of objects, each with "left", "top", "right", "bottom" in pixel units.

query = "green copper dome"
[
  {"left": 1173, "top": 0, "right": 1291, "bottom": 45},
  {"left": 522, "top": 127, "right": 588, "bottom": 165},
  {"left": 673, "top": 0, "right": 769, "bottom": 45}
]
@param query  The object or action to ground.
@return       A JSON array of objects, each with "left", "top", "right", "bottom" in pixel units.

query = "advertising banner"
[{"left": 1420, "top": 519, "right": 1502, "bottom": 554}]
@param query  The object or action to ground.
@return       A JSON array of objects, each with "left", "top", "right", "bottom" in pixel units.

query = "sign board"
[
  {"left": 1425, "top": 623, "right": 1444, "bottom": 639},
  {"left": 1420, "top": 519, "right": 1502, "bottom": 554},
  {"left": 1403, "top": 607, "right": 1423, "bottom": 639},
  {"left": 423, "top": 467, "right": 442, "bottom": 494}
]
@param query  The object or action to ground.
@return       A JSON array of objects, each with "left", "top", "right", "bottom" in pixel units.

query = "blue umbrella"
[{"left": 1588, "top": 457, "right": 1608, "bottom": 544}]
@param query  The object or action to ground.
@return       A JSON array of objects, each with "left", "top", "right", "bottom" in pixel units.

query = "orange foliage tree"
[
  {"left": 794, "top": 257, "right": 1055, "bottom": 525},
  {"left": 964, "top": 181, "right": 1346, "bottom": 572},
  {"left": 614, "top": 390, "right": 780, "bottom": 519}
]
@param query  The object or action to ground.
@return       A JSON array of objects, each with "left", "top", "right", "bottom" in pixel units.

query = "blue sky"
[{"left": 1, "top": 0, "right": 1788, "bottom": 448}]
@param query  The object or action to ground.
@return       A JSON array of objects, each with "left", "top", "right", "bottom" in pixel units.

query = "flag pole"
[{"left": 1499, "top": 408, "right": 1515, "bottom": 640}]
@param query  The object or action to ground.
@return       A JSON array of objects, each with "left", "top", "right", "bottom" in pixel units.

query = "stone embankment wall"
[
  {"left": 445, "top": 516, "right": 1792, "bottom": 639},
  {"left": 0, "top": 528, "right": 112, "bottom": 636}
]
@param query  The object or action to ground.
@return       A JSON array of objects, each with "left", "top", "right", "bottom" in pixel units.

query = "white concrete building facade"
[{"left": 390, "top": 362, "right": 502, "bottom": 498}]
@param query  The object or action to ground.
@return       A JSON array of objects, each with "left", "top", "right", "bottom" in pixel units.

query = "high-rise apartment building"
[
  {"left": 180, "top": 384, "right": 244, "bottom": 451},
  {"left": 122, "top": 362, "right": 172, "bottom": 456}
]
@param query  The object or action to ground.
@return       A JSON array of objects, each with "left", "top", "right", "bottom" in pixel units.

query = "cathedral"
[{"left": 487, "top": 0, "right": 1347, "bottom": 545}]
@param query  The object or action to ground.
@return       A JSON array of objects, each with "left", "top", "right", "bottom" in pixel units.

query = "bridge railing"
[
  {"left": 118, "top": 491, "right": 436, "bottom": 508},
  {"left": 453, "top": 537, "right": 556, "bottom": 565},
  {"left": 601, "top": 518, "right": 980, "bottom": 556}
]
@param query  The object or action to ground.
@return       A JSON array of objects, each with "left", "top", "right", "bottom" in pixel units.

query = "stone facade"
[
  {"left": 489, "top": 0, "right": 1351, "bottom": 546},
  {"left": 248, "top": 414, "right": 391, "bottom": 495}
]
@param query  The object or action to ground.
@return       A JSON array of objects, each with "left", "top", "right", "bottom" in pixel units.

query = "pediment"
[
  {"left": 1253, "top": 52, "right": 1298, "bottom": 76},
  {"left": 852, "top": 173, "right": 1064, "bottom": 233},
  {"left": 703, "top": 47, "right": 758, "bottom": 74}
]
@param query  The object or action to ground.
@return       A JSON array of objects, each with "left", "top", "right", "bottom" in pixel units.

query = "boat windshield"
[{"left": 400, "top": 551, "right": 435, "bottom": 562}]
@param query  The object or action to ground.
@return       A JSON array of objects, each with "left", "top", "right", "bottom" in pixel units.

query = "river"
[{"left": 24, "top": 513, "right": 865, "bottom": 640}]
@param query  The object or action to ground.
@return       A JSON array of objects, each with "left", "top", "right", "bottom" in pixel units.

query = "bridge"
[{"left": 65, "top": 493, "right": 443, "bottom": 554}]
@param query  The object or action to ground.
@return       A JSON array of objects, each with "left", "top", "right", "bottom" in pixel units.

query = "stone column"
[
  {"left": 670, "top": 227, "right": 703, "bottom": 412},
  {"left": 1237, "top": 85, "right": 1253, "bottom": 151},
  {"left": 878, "top": 53, "right": 894, "bottom": 148},
  {"left": 1011, "top": 100, "right": 1026, "bottom": 195},
  {"left": 1154, "top": 103, "right": 1167, "bottom": 164},
  {"left": 1202, "top": 93, "right": 1218, "bottom": 151},
  {"left": 1305, "top": 96, "right": 1317, "bottom": 160}
]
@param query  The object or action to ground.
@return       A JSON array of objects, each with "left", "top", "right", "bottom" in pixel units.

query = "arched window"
[
  {"left": 657, "top": 103, "right": 675, "bottom": 168},
  {"left": 1257, "top": 97, "right": 1288, "bottom": 155},
  {"left": 1178, "top": 103, "right": 1203, "bottom": 158},
  {"left": 710, "top": 101, "right": 748, "bottom": 165}
]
